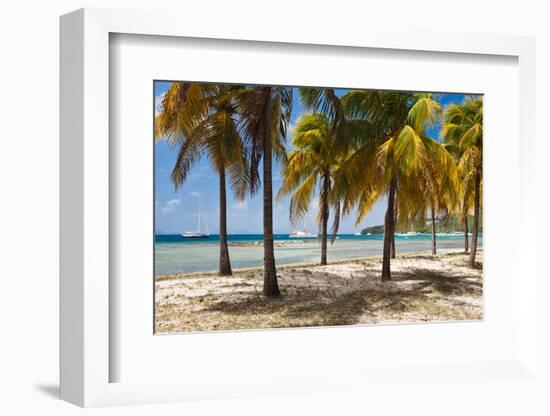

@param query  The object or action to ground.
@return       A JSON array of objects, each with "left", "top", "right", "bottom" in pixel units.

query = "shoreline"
[
  {"left": 155, "top": 248, "right": 468, "bottom": 281},
  {"left": 155, "top": 237, "right": 482, "bottom": 276}
]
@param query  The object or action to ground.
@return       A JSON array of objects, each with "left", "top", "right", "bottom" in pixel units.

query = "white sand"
[{"left": 155, "top": 250, "right": 483, "bottom": 333}]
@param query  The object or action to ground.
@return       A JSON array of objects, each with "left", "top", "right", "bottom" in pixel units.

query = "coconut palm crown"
[
  {"left": 236, "top": 86, "right": 293, "bottom": 296},
  {"left": 155, "top": 82, "right": 249, "bottom": 276},
  {"left": 442, "top": 96, "right": 483, "bottom": 266},
  {"left": 277, "top": 113, "right": 345, "bottom": 265},
  {"left": 340, "top": 91, "right": 445, "bottom": 280}
]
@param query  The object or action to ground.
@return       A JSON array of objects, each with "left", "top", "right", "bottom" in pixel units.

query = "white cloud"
[
  {"left": 189, "top": 191, "right": 203, "bottom": 198},
  {"left": 159, "top": 198, "right": 181, "bottom": 215},
  {"left": 166, "top": 198, "right": 181, "bottom": 206},
  {"left": 232, "top": 200, "right": 248, "bottom": 211}
]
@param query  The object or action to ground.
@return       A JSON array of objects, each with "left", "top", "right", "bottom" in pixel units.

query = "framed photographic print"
[
  {"left": 60, "top": 8, "right": 539, "bottom": 408},
  {"left": 152, "top": 81, "right": 484, "bottom": 335}
]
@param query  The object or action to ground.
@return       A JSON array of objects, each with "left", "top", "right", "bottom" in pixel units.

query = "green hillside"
[{"left": 361, "top": 215, "right": 482, "bottom": 234}]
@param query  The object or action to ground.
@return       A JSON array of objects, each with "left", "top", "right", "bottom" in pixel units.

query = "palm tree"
[
  {"left": 442, "top": 142, "right": 474, "bottom": 253},
  {"left": 391, "top": 199, "right": 397, "bottom": 259},
  {"left": 278, "top": 113, "right": 343, "bottom": 265},
  {"left": 155, "top": 83, "right": 248, "bottom": 276},
  {"left": 342, "top": 92, "right": 443, "bottom": 280},
  {"left": 396, "top": 138, "right": 459, "bottom": 256},
  {"left": 293, "top": 88, "right": 380, "bottom": 265},
  {"left": 459, "top": 174, "right": 475, "bottom": 254},
  {"left": 237, "top": 86, "right": 292, "bottom": 297},
  {"left": 442, "top": 97, "right": 483, "bottom": 267}
]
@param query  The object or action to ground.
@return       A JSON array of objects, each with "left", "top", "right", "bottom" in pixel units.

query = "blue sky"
[{"left": 154, "top": 82, "right": 471, "bottom": 235}]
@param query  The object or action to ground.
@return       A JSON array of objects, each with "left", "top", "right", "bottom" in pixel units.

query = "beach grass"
[{"left": 155, "top": 250, "right": 483, "bottom": 333}]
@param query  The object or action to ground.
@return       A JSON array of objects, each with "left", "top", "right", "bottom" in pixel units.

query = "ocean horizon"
[
  {"left": 155, "top": 232, "right": 474, "bottom": 243},
  {"left": 155, "top": 233, "right": 482, "bottom": 275}
]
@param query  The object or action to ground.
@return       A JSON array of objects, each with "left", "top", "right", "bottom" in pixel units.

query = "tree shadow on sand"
[{"left": 198, "top": 265, "right": 482, "bottom": 329}]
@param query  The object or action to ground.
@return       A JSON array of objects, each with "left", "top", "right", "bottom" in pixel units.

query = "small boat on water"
[
  {"left": 182, "top": 199, "right": 209, "bottom": 239},
  {"left": 289, "top": 229, "right": 317, "bottom": 239},
  {"left": 396, "top": 231, "right": 420, "bottom": 237},
  {"left": 182, "top": 231, "right": 209, "bottom": 239},
  {"left": 436, "top": 231, "right": 466, "bottom": 237},
  {"left": 289, "top": 219, "right": 317, "bottom": 238}
]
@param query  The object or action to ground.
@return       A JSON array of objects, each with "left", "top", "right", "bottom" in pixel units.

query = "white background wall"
[{"left": 0, "top": 1, "right": 548, "bottom": 414}]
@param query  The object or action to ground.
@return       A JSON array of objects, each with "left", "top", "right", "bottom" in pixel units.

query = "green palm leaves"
[
  {"left": 155, "top": 83, "right": 292, "bottom": 294},
  {"left": 278, "top": 87, "right": 380, "bottom": 265},
  {"left": 393, "top": 96, "right": 459, "bottom": 244},
  {"left": 442, "top": 97, "right": 483, "bottom": 266},
  {"left": 278, "top": 114, "right": 328, "bottom": 220},
  {"left": 156, "top": 83, "right": 248, "bottom": 197},
  {"left": 234, "top": 85, "right": 293, "bottom": 296},
  {"left": 278, "top": 113, "right": 343, "bottom": 265},
  {"left": 155, "top": 83, "right": 249, "bottom": 276},
  {"left": 277, "top": 89, "right": 470, "bottom": 280},
  {"left": 335, "top": 91, "right": 454, "bottom": 279},
  {"left": 156, "top": 81, "right": 482, "bottom": 289}
]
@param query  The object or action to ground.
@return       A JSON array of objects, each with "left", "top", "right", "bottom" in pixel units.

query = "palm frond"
[{"left": 406, "top": 95, "right": 441, "bottom": 133}]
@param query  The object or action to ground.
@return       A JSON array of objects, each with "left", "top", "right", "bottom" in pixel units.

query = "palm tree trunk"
[
  {"left": 320, "top": 175, "right": 329, "bottom": 266},
  {"left": 218, "top": 168, "right": 232, "bottom": 276},
  {"left": 262, "top": 88, "right": 280, "bottom": 297},
  {"left": 431, "top": 206, "right": 437, "bottom": 256},
  {"left": 464, "top": 214, "right": 469, "bottom": 253},
  {"left": 390, "top": 195, "right": 397, "bottom": 259},
  {"left": 469, "top": 171, "right": 481, "bottom": 267},
  {"left": 381, "top": 176, "right": 397, "bottom": 281}
]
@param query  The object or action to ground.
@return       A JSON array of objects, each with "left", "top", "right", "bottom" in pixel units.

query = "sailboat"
[
  {"left": 182, "top": 199, "right": 210, "bottom": 239},
  {"left": 289, "top": 218, "right": 317, "bottom": 239}
]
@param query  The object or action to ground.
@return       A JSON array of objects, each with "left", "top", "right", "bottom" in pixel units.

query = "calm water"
[{"left": 155, "top": 233, "right": 482, "bottom": 275}]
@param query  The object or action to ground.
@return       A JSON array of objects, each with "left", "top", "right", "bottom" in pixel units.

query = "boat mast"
[{"left": 197, "top": 199, "right": 201, "bottom": 233}]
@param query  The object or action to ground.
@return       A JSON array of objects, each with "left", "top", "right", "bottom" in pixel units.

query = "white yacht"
[
  {"left": 289, "top": 229, "right": 317, "bottom": 239},
  {"left": 181, "top": 231, "right": 209, "bottom": 238},
  {"left": 396, "top": 231, "right": 420, "bottom": 237},
  {"left": 289, "top": 219, "right": 317, "bottom": 238},
  {"left": 182, "top": 199, "right": 209, "bottom": 239}
]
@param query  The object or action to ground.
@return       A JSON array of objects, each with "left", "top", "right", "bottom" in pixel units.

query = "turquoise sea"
[{"left": 155, "top": 233, "right": 482, "bottom": 275}]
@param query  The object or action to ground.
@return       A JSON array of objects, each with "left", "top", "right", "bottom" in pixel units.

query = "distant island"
[{"left": 361, "top": 215, "right": 482, "bottom": 235}]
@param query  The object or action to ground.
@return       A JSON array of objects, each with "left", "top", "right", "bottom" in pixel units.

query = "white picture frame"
[{"left": 60, "top": 8, "right": 538, "bottom": 408}]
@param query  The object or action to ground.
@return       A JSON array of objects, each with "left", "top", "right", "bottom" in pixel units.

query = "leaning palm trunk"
[
  {"left": 431, "top": 206, "right": 437, "bottom": 255},
  {"left": 464, "top": 214, "right": 469, "bottom": 253},
  {"left": 218, "top": 168, "right": 232, "bottom": 276},
  {"left": 390, "top": 195, "right": 397, "bottom": 259},
  {"left": 262, "top": 90, "right": 280, "bottom": 297},
  {"left": 320, "top": 208, "right": 328, "bottom": 265},
  {"left": 469, "top": 171, "right": 481, "bottom": 267},
  {"left": 320, "top": 174, "right": 330, "bottom": 266},
  {"left": 381, "top": 177, "right": 397, "bottom": 281}
]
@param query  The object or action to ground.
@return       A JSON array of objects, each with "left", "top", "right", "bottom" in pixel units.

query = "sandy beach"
[{"left": 155, "top": 249, "right": 483, "bottom": 333}]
